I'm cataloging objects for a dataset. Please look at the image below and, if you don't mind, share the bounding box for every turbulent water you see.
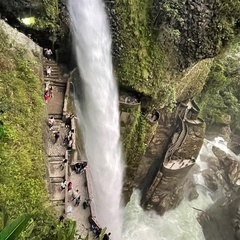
[68,0,124,239]
[122,137,239,240]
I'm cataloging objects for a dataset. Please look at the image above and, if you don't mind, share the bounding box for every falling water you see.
[68,0,124,239]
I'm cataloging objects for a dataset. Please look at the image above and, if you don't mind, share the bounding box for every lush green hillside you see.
[0,27,59,239]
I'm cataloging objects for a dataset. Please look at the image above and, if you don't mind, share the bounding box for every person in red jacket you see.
[44,90,49,103]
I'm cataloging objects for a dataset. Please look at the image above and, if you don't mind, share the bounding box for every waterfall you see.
[68,0,124,239]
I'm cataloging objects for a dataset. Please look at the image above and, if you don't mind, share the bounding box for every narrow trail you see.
[43,59,94,239]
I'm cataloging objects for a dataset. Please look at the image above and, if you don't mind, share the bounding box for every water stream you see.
[68,0,124,239]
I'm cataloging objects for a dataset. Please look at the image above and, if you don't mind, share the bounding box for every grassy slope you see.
[0,28,58,239]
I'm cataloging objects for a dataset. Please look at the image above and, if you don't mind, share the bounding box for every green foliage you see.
[114,0,168,99]
[0,27,60,239]
[203,63,230,91]
[198,44,240,125]
[0,214,31,240]
[215,0,240,44]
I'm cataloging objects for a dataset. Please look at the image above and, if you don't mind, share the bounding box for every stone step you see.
[48,114,63,120]
[44,60,58,65]
[48,156,65,162]
[44,77,59,81]
[49,177,65,183]
[46,81,65,87]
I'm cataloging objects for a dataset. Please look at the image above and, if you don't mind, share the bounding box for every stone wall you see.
[0,19,43,81]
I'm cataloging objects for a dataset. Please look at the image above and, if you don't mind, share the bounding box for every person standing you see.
[60,179,66,192]
[67,182,73,192]
[54,131,60,144]
[72,189,79,202]
[44,90,49,104]
[103,233,111,240]
[48,116,55,130]
[45,48,53,60]
[60,158,67,170]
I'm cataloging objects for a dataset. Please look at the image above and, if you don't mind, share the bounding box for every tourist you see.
[83,198,91,209]
[65,114,74,129]
[60,178,66,192]
[46,66,52,77]
[74,163,82,174]
[74,162,87,174]
[44,90,49,104]
[60,158,67,171]
[72,189,79,202]
[54,131,60,144]
[49,86,53,98]
[45,48,53,60]
[48,116,55,130]
[67,182,72,192]
[67,137,73,150]
[45,81,50,91]
[95,227,102,238]
[103,233,111,240]
[74,196,81,206]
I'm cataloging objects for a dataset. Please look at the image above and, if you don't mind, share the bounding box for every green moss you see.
[197,42,240,125]
[0,28,59,238]
[115,0,167,97]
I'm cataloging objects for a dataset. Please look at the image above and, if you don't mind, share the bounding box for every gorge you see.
[0,0,240,239]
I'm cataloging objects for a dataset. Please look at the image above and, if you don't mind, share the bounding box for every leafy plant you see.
[0,214,31,240]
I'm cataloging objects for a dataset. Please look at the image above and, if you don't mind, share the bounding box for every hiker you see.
[67,129,74,142]
[48,116,55,130]
[44,90,49,103]
[72,189,79,203]
[49,86,53,98]
[45,48,53,60]
[60,179,66,192]
[67,138,73,150]
[65,114,74,129]
[74,196,81,206]
[54,131,60,144]
[74,162,83,174]
[103,233,111,240]
[46,66,52,77]
[75,161,87,174]
[83,198,91,209]
[45,81,50,91]
[60,158,67,171]
[67,182,72,192]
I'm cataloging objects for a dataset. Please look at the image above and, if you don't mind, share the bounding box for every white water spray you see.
[122,137,237,240]
[68,0,124,239]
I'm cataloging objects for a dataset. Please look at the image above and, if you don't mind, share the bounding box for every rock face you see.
[152,0,220,69]
[121,99,205,214]
[186,145,240,240]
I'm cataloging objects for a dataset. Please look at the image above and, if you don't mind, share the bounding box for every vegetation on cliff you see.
[197,38,240,128]
[113,0,176,111]
[0,27,71,239]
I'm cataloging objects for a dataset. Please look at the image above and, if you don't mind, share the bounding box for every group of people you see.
[89,217,111,239]
[63,114,75,150]
[43,47,53,104]
[74,161,87,174]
